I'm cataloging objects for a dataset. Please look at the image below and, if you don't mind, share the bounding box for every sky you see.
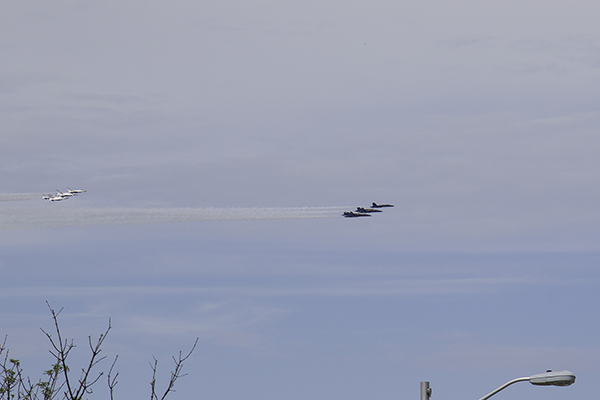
[1,0,599,399]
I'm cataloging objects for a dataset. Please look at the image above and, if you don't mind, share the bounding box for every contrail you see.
[0,206,351,230]
[0,193,44,202]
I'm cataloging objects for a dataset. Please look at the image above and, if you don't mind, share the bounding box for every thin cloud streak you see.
[0,206,351,229]
[0,278,525,299]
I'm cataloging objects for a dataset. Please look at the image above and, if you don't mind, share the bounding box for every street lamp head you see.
[529,370,576,386]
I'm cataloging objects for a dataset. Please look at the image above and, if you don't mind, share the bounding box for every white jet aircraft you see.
[56,190,74,198]
[49,194,68,201]
[67,187,86,194]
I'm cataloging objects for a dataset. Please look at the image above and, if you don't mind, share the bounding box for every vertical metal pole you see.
[421,381,431,400]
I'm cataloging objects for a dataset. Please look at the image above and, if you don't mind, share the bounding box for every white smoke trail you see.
[0,193,44,202]
[0,206,351,230]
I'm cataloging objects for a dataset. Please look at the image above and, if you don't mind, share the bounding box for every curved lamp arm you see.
[477,377,529,400]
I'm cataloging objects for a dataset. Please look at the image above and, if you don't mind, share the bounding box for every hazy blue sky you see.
[1,1,599,399]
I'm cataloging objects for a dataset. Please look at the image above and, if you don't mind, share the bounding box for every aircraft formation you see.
[42,188,87,202]
[342,202,394,218]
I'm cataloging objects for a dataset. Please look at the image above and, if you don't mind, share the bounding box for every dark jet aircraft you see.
[371,202,394,208]
[343,211,371,218]
[356,207,382,213]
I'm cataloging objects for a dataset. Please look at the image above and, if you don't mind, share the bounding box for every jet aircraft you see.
[371,202,394,208]
[42,187,87,201]
[343,211,371,218]
[356,207,382,213]
[55,190,74,198]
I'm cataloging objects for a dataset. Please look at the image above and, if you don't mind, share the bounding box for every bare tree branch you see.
[2,305,197,400]
[107,355,119,400]
[41,301,76,400]
[41,301,112,400]
[149,357,159,400]
[149,338,199,400]
[71,319,111,400]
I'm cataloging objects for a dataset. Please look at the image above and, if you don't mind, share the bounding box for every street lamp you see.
[477,370,575,400]
[420,370,575,400]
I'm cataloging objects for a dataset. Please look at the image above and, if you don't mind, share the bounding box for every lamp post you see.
[477,370,575,400]
[420,370,575,400]
[420,381,431,400]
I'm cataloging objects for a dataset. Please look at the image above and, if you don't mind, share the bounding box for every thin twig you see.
[107,355,119,400]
